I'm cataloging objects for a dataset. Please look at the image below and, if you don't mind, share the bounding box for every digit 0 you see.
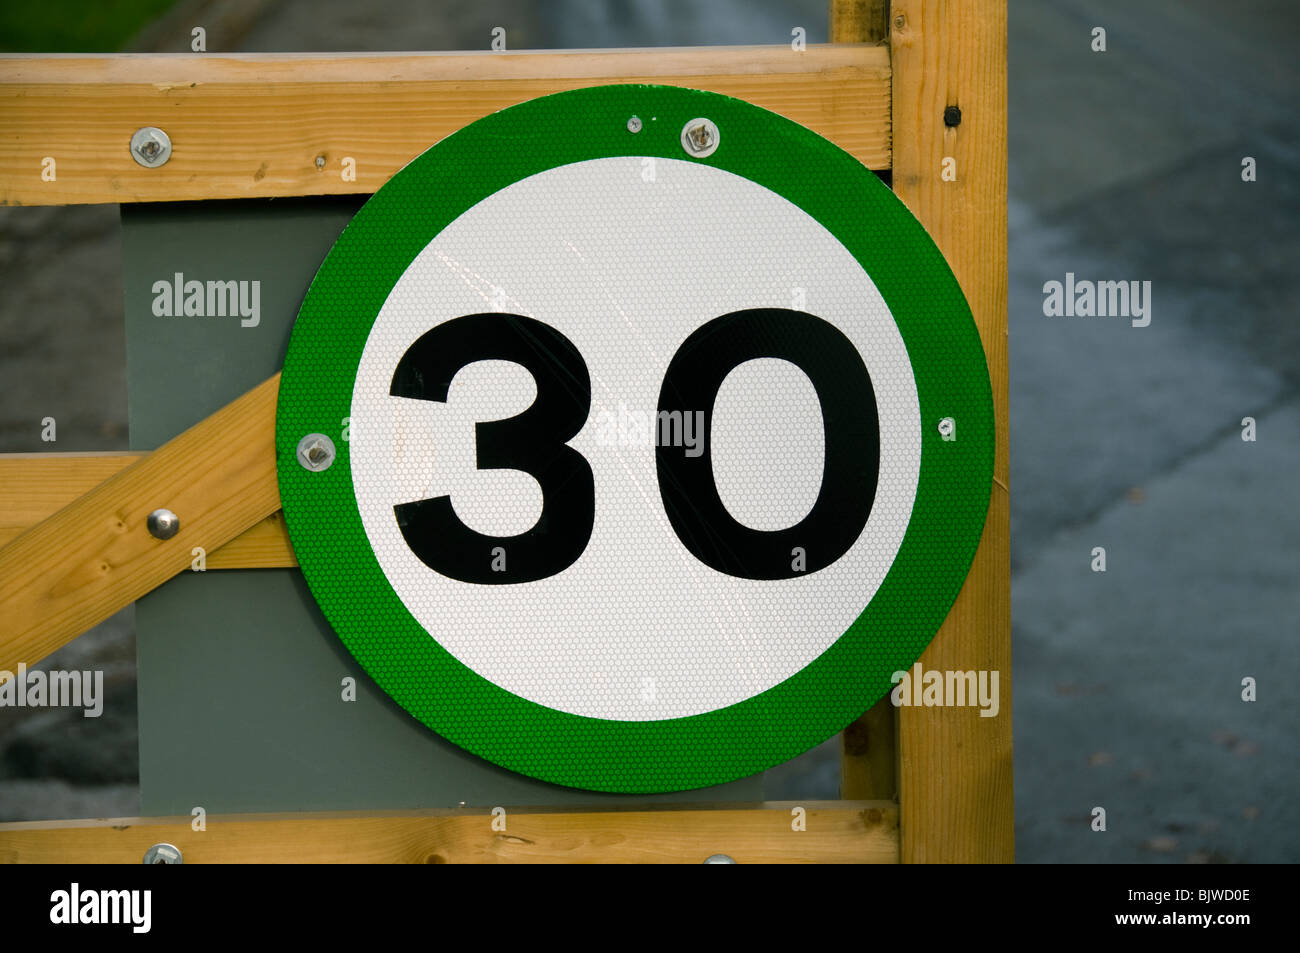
[656,308,878,579]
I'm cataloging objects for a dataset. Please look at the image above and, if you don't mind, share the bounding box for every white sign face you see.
[348,157,922,720]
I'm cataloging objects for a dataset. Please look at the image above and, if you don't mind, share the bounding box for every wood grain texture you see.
[204,512,294,569]
[0,802,899,864]
[0,46,890,207]
[840,694,897,800]
[890,0,1014,862]
[0,376,282,672]
[0,453,295,569]
[0,453,138,540]
[829,0,891,44]
[831,0,899,805]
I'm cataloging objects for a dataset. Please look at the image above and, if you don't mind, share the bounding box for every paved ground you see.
[1,0,1296,862]
[1007,0,1300,863]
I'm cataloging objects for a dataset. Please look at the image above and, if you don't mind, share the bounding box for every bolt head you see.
[143,843,183,864]
[680,118,720,158]
[938,417,955,438]
[703,853,737,864]
[296,433,337,472]
[627,116,643,134]
[146,508,180,540]
[130,127,172,168]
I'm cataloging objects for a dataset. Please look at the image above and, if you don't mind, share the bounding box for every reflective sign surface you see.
[277,85,993,792]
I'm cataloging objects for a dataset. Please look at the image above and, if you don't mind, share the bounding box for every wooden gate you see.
[0,0,1010,863]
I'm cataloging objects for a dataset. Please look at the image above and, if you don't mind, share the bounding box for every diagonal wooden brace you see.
[0,375,281,672]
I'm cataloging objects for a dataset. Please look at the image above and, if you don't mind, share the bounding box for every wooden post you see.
[840,694,897,800]
[889,0,1014,862]
[830,0,901,805]
[829,0,890,44]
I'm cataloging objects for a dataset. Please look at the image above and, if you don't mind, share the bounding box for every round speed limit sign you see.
[277,85,994,792]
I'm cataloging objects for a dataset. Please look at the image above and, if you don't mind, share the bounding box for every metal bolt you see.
[143,843,183,865]
[130,127,172,168]
[627,116,642,134]
[297,433,337,472]
[146,508,180,540]
[704,853,737,864]
[315,154,326,169]
[938,417,955,438]
[680,117,720,158]
[893,14,906,30]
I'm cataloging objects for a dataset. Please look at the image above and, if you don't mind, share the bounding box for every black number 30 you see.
[390,309,878,584]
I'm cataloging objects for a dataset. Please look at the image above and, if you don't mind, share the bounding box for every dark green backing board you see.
[122,198,763,813]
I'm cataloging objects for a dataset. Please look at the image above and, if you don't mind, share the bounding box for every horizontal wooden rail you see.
[0,801,899,863]
[0,45,890,207]
[0,452,295,569]
[0,376,281,672]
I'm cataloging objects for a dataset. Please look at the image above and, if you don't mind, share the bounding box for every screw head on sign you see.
[146,508,180,540]
[143,843,183,864]
[130,127,172,168]
[938,417,955,439]
[703,853,737,864]
[627,116,643,134]
[296,433,337,472]
[680,118,720,158]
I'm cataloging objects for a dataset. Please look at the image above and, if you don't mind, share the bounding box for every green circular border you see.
[276,84,994,793]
